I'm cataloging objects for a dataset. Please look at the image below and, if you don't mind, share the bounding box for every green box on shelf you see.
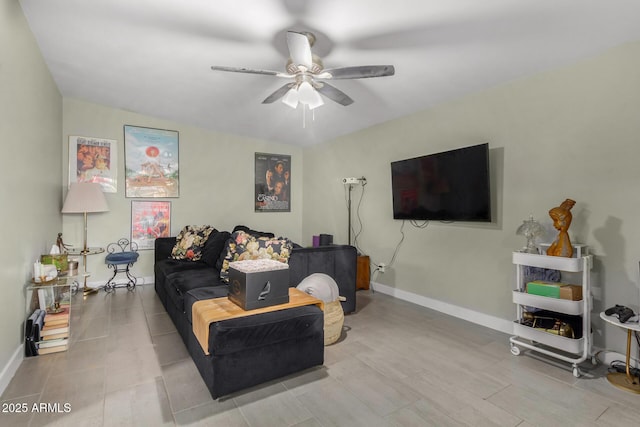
[526,280,582,301]
[527,281,561,298]
[40,254,68,272]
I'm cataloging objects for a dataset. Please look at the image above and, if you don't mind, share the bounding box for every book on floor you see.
[41,332,69,341]
[43,306,70,327]
[40,325,69,336]
[38,342,68,355]
[37,338,68,348]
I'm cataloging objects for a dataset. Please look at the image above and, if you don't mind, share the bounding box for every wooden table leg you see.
[606,329,640,393]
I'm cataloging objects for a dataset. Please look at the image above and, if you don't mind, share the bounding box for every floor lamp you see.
[62,183,109,295]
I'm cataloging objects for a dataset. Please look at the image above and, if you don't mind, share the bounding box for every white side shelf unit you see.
[509,246,595,377]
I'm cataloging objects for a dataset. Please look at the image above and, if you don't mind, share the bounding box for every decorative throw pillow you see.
[200,230,231,267]
[232,225,275,239]
[171,225,215,261]
[219,231,293,282]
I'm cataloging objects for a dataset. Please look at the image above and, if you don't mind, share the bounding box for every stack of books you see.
[38,304,70,354]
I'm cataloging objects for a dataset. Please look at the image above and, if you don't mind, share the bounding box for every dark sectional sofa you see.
[154,225,357,398]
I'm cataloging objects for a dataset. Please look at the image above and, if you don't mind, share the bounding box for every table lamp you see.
[62,183,109,295]
[516,215,545,254]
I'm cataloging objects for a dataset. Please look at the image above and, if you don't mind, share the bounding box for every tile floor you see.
[1,284,639,426]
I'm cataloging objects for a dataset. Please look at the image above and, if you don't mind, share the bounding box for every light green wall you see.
[0,0,62,379]
[5,0,640,382]
[303,41,640,350]
[62,99,303,285]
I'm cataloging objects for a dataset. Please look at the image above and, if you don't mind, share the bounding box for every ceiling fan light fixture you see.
[297,81,315,103]
[298,81,324,109]
[307,89,324,110]
[211,30,395,110]
[282,87,299,109]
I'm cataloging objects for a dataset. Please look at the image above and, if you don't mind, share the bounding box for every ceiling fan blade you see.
[286,31,313,69]
[319,65,395,79]
[315,83,354,106]
[211,66,291,77]
[262,84,293,104]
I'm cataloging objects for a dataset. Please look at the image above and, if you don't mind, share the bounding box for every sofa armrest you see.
[288,245,357,314]
[155,237,177,262]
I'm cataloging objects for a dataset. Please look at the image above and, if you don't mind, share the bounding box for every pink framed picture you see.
[130,200,171,250]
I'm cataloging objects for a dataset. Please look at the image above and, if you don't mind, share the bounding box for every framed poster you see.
[255,152,291,212]
[130,200,171,250]
[69,136,117,192]
[124,125,179,198]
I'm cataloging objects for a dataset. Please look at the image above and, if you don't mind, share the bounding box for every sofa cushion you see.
[201,230,231,267]
[289,245,357,314]
[171,225,215,261]
[165,268,223,313]
[219,231,293,283]
[155,258,211,279]
[184,286,230,324]
[209,306,324,356]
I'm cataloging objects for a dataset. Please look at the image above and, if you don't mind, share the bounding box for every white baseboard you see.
[370,281,513,335]
[0,345,24,397]
[370,282,640,368]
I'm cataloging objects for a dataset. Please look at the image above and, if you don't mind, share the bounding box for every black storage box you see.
[228,260,290,310]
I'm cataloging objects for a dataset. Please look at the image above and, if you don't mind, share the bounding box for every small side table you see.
[356,255,370,290]
[600,312,640,394]
[67,246,105,295]
[25,275,77,356]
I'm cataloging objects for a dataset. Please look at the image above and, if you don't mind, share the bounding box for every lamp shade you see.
[62,183,109,213]
[282,87,299,109]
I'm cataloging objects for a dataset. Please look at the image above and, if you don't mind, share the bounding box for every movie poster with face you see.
[255,153,291,212]
[124,125,179,198]
[69,136,118,193]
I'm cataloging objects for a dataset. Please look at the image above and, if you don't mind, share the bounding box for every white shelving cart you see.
[510,245,596,377]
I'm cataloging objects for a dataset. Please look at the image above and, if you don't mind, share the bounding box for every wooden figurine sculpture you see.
[546,199,576,258]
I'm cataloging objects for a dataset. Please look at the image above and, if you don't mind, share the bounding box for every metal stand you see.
[105,262,138,292]
[347,184,353,245]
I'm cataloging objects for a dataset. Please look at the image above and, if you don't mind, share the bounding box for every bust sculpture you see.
[546,199,576,258]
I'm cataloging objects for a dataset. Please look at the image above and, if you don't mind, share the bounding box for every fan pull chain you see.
[300,105,317,128]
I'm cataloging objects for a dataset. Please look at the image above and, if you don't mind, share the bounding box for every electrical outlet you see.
[378,263,386,273]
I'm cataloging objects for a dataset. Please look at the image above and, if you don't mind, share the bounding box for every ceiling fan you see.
[211,31,395,110]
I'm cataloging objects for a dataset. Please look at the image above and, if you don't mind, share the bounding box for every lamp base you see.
[83,286,101,296]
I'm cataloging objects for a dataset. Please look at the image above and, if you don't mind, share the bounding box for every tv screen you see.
[391,143,491,222]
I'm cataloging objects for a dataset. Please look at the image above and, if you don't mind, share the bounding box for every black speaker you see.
[319,234,333,246]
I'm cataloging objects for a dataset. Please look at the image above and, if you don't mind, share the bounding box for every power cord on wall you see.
[371,219,407,282]
[341,176,436,288]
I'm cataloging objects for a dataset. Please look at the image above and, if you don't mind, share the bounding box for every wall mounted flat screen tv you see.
[391,143,491,222]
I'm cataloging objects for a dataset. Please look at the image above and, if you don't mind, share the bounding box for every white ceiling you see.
[19,0,640,146]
